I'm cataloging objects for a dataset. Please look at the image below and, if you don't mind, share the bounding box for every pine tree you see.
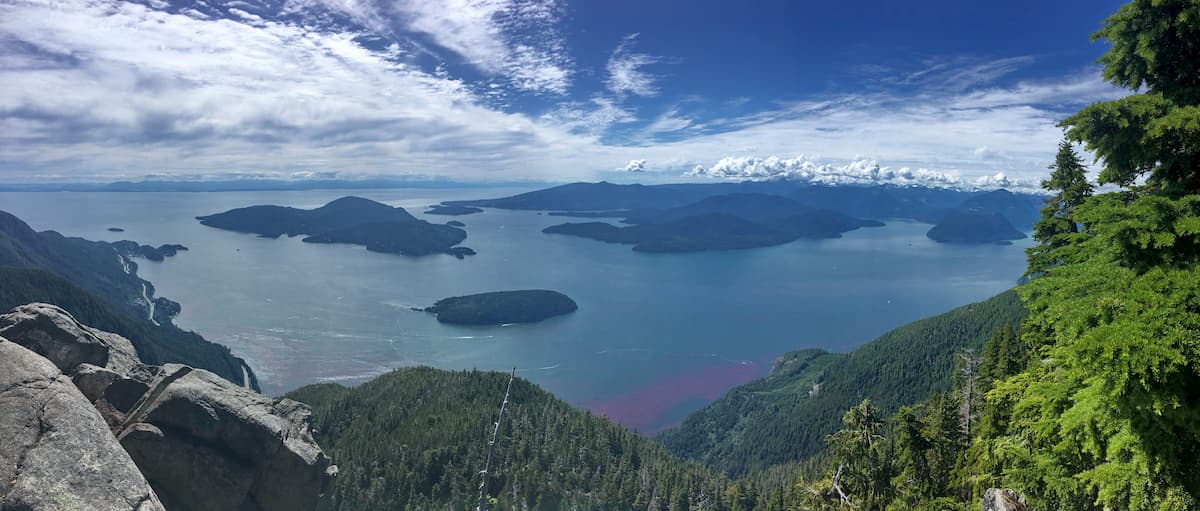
[1027,139,1094,275]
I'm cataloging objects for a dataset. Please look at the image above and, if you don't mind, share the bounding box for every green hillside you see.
[659,290,1026,476]
[288,367,744,511]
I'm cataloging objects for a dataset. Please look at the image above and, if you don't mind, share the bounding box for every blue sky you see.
[0,0,1130,188]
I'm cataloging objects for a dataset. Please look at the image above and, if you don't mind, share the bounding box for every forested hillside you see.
[781,1,1200,508]
[659,291,1026,476]
[0,210,255,387]
[289,368,740,511]
[0,267,255,388]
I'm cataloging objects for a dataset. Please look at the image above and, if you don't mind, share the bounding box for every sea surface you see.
[0,188,1034,432]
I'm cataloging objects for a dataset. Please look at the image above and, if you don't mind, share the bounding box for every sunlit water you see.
[0,188,1033,432]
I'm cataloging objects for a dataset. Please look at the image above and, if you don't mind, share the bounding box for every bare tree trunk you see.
[477,368,516,511]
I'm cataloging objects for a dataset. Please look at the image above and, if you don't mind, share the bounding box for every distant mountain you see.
[657,290,1026,476]
[197,196,473,257]
[451,181,1045,232]
[287,367,734,511]
[0,210,255,388]
[446,181,722,211]
[543,193,881,253]
[785,184,973,222]
[926,212,1027,244]
[421,290,577,325]
[954,188,1045,228]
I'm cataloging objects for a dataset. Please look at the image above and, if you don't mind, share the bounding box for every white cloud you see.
[390,0,573,94]
[686,155,1039,191]
[0,1,1127,187]
[622,159,646,172]
[643,107,695,134]
[606,33,660,97]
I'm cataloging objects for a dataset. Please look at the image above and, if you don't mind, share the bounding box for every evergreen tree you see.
[1059,0,1200,194]
[1027,139,1094,274]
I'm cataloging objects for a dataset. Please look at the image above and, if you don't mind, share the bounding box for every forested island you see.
[112,240,189,261]
[459,182,1043,249]
[425,204,483,216]
[197,196,474,257]
[543,193,882,252]
[420,290,577,325]
[925,212,1027,244]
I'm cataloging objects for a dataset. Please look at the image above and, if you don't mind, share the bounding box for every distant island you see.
[197,196,474,257]
[451,182,1045,230]
[448,182,1047,251]
[420,290,578,325]
[445,220,466,227]
[925,213,1027,244]
[425,204,483,216]
[107,227,125,232]
[543,193,882,253]
[112,240,189,262]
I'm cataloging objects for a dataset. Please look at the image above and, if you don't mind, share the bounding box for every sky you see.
[0,0,1131,189]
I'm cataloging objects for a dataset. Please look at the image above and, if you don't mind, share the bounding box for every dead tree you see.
[477,368,516,511]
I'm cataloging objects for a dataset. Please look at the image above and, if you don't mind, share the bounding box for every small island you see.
[926,213,1027,244]
[107,227,125,232]
[425,204,483,216]
[420,290,578,325]
[446,220,466,227]
[112,240,189,262]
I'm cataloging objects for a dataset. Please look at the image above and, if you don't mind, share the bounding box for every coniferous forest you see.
[286,1,1200,509]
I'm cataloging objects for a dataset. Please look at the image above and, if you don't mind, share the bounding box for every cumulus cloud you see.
[622,159,646,172]
[606,34,660,97]
[687,156,1038,191]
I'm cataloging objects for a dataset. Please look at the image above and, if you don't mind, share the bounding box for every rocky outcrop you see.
[117,366,337,511]
[982,488,1028,511]
[0,303,336,511]
[0,303,141,375]
[0,338,165,511]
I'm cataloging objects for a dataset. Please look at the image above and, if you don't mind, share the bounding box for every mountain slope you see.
[0,210,254,388]
[658,290,1026,476]
[288,367,734,511]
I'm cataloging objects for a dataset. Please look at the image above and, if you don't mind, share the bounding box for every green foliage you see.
[1028,140,1094,274]
[981,193,1200,510]
[1092,0,1200,105]
[1061,0,1200,192]
[288,367,740,511]
[659,292,1026,476]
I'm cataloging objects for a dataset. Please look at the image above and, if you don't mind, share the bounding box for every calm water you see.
[0,188,1033,432]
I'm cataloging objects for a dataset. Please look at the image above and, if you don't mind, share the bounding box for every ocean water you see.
[0,188,1033,432]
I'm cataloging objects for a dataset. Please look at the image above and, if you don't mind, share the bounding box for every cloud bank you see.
[688,156,1040,191]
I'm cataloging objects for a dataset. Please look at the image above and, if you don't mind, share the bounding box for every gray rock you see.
[982,488,1028,511]
[0,303,140,375]
[0,303,335,511]
[118,365,336,511]
[0,338,165,511]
